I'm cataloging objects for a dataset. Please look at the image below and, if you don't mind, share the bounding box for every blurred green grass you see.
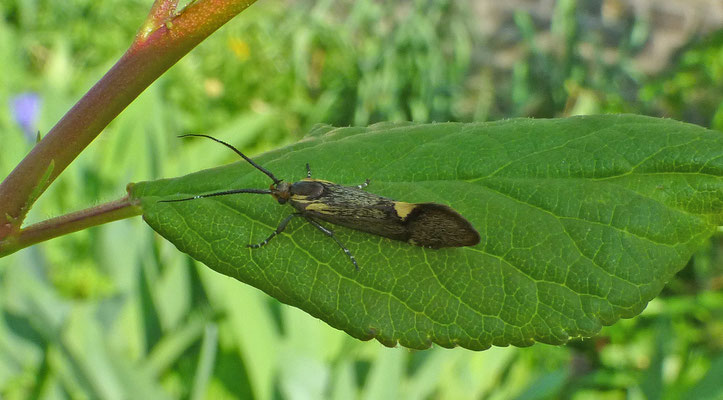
[0,0,721,399]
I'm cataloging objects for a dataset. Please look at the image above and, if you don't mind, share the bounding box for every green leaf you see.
[130,115,723,350]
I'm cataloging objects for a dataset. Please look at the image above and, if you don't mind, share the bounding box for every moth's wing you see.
[406,203,480,248]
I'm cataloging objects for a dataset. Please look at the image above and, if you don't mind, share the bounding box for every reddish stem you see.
[0,0,258,240]
[0,195,143,257]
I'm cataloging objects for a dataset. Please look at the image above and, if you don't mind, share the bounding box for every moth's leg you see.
[248,213,302,249]
[306,163,312,178]
[305,217,359,270]
[356,178,370,190]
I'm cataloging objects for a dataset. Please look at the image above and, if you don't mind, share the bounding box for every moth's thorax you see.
[272,179,326,205]
[290,180,325,198]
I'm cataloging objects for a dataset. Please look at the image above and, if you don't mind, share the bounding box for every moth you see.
[161,134,480,269]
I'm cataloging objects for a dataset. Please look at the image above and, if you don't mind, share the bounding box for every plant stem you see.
[0,196,143,257]
[0,0,257,239]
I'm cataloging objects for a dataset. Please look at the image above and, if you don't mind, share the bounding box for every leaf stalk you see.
[0,195,143,257]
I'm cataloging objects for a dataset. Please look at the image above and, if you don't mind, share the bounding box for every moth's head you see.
[271,181,291,204]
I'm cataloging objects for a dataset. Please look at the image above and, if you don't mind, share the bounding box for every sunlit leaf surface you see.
[132,115,723,350]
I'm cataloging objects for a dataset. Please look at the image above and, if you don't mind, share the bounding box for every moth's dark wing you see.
[404,203,480,248]
[290,181,480,248]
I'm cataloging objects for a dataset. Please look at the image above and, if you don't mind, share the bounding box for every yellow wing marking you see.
[394,202,416,219]
[304,202,335,215]
[301,178,334,184]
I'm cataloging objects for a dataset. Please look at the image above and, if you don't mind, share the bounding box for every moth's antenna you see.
[159,188,272,203]
[179,134,282,184]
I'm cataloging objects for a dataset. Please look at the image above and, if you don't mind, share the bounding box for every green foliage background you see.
[0,0,721,399]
